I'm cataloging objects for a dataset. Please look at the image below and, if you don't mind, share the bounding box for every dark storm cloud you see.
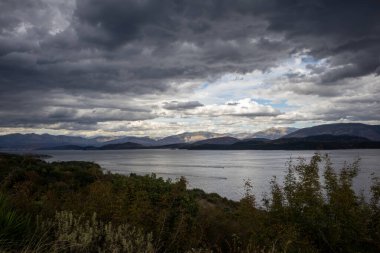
[0,0,380,130]
[74,0,168,48]
[0,90,156,128]
[163,101,204,110]
[252,0,380,83]
[0,105,155,127]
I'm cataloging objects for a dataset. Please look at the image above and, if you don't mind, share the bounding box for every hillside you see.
[191,136,240,146]
[101,136,158,146]
[0,153,379,252]
[98,142,145,150]
[0,133,100,150]
[284,123,380,141]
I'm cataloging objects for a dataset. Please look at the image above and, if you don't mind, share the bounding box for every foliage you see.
[0,193,31,249]
[0,152,379,252]
[39,211,154,253]
[263,154,379,252]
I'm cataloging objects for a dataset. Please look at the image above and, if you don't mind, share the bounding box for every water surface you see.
[26,149,380,200]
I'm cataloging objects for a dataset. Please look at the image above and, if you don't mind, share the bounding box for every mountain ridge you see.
[284,123,380,141]
[245,127,298,140]
[186,135,380,150]
[44,134,380,151]
[2,123,380,150]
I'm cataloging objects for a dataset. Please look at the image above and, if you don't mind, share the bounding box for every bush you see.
[0,153,379,253]
[263,153,379,252]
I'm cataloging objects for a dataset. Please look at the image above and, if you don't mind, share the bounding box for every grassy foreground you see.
[0,153,379,253]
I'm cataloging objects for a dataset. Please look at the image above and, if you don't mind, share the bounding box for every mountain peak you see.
[245,127,298,140]
[157,131,225,145]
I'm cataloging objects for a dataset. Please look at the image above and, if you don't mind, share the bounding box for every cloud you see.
[188,98,282,118]
[163,101,204,110]
[0,90,156,128]
[253,0,380,83]
[0,0,379,135]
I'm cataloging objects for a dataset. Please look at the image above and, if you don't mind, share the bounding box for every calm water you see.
[24,149,380,200]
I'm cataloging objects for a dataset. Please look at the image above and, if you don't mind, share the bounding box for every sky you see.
[0,0,379,137]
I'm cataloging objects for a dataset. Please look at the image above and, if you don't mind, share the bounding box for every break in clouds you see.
[0,0,379,137]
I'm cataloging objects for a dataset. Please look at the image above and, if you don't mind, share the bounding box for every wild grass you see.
[39,211,154,253]
[0,193,32,250]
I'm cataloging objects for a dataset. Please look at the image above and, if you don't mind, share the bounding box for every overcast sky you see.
[0,0,379,137]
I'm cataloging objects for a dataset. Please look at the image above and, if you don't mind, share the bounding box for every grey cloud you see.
[316,103,380,122]
[1,0,380,132]
[74,0,169,48]
[0,0,287,101]
[0,106,155,127]
[0,90,156,128]
[163,101,204,110]
[253,0,380,83]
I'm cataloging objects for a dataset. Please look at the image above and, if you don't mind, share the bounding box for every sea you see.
[15,149,380,201]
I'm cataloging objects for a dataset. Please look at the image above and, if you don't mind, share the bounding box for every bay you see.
[26,149,380,201]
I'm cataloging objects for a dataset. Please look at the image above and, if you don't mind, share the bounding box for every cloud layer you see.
[0,0,379,136]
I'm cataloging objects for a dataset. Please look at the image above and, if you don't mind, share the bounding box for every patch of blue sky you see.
[252,98,292,111]
[270,101,289,110]
[301,55,318,64]
[199,82,209,89]
[292,122,317,129]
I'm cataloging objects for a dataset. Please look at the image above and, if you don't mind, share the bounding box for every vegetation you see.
[0,152,379,252]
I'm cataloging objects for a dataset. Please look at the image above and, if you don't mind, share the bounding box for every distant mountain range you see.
[190,136,240,146]
[0,131,227,150]
[0,133,100,150]
[245,127,298,140]
[1,123,380,150]
[101,136,157,146]
[186,135,380,150]
[42,134,380,151]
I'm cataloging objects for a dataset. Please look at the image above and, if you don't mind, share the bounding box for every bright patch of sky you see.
[137,53,331,137]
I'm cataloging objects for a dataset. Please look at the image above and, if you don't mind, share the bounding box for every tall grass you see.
[39,211,154,253]
[0,193,32,250]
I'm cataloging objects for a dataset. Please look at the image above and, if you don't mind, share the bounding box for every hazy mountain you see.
[2,124,380,150]
[47,134,380,150]
[156,132,225,145]
[245,127,298,140]
[0,131,230,149]
[102,136,158,146]
[191,136,240,146]
[92,136,122,143]
[0,133,100,150]
[283,123,380,141]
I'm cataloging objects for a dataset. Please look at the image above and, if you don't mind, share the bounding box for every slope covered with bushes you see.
[0,153,379,252]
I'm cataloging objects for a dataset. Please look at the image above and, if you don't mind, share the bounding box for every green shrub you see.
[0,153,379,253]
[263,153,380,252]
